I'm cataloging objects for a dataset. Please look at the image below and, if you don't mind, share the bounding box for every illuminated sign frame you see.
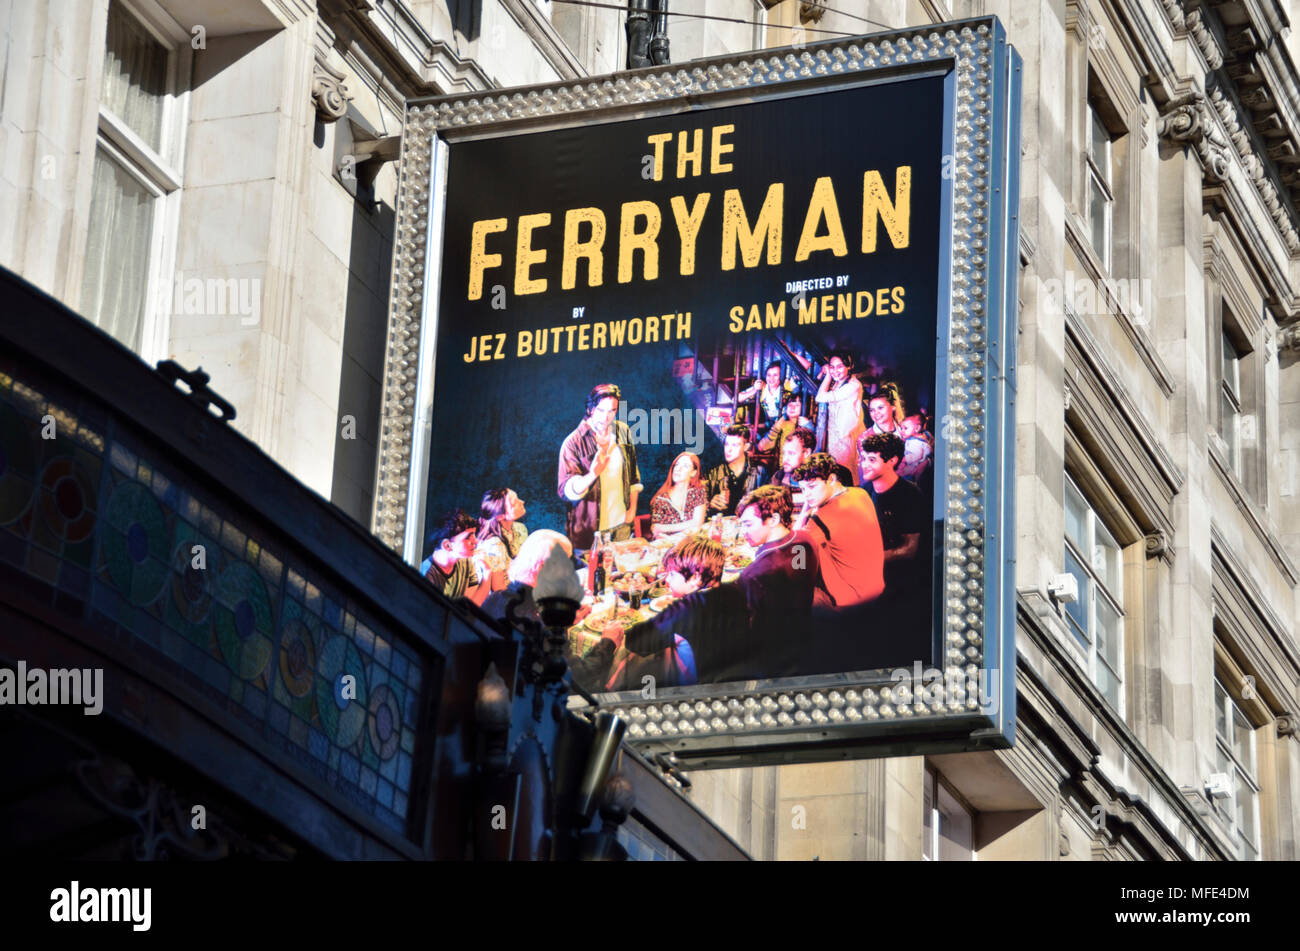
[375,17,1021,766]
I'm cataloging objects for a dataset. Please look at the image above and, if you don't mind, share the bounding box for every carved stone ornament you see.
[1160,0,1185,31]
[1278,713,1299,737]
[1144,530,1172,562]
[1156,91,1231,182]
[800,1,827,22]
[1184,7,1223,70]
[1161,0,1223,69]
[1240,86,1272,112]
[312,57,352,124]
[1280,323,1300,357]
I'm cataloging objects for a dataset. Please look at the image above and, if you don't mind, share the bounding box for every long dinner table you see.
[567,518,756,689]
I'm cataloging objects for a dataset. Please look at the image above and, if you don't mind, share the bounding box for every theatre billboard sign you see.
[374,18,1022,766]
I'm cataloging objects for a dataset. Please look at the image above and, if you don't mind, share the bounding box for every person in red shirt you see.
[792,452,885,610]
[791,452,888,669]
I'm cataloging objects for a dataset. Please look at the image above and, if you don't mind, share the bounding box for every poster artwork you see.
[423,76,945,696]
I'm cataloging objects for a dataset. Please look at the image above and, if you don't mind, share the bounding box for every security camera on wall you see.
[1048,573,1079,605]
[1205,773,1233,801]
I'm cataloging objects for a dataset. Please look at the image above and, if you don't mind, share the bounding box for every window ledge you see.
[1016,590,1234,860]
[1064,216,1176,397]
[1064,313,1185,506]
[98,111,182,193]
[1207,438,1299,586]
[1210,529,1300,675]
[1017,585,1082,666]
[1205,805,1248,861]
[1016,586,1118,721]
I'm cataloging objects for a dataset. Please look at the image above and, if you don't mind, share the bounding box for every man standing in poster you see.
[557,383,643,550]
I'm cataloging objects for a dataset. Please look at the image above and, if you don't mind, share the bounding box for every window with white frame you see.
[1063,475,1124,712]
[80,0,188,358]
[1219,328,1244,479]
[1085,95,1113,270]
[1213,677,1260,860]
[922,766,974,861]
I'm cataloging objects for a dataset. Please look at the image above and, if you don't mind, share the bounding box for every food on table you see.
[579,605,646,632]
[611,571,667,600]
[610,570,651,590]
[724,550,754,570]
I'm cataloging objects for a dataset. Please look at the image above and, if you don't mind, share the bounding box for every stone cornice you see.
[1210,524,1300,666]
[1186,0,1225,69]
[327,0,495,96]
[1063,315,1184,536]
[1208,441,1300,586]
[1064,0,1089,41]
[1159,0,1185,31]
[1202,181,1300,317]
[1203,1,1300,249]
[1206,78,1300,255]
[1062,216,1179,398]
[1213,629,1291,740]
[316,2,415,123]
[499,0,586,82]
[1113,0,1178,98]
[1150,2,1300,318]
[1014,602,1103,775]
[261,0,315,26]
[1152,0,1225,70]
[335,32,409,119]
[1203,227,1265,340]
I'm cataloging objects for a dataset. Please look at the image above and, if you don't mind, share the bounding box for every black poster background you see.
[423,73,948,675]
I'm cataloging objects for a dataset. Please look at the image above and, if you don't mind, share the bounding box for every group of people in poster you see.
[422,357,935,692]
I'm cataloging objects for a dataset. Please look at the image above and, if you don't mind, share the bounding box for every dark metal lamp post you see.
[627,0,670,69]
[487,547,636,859]
[510,547,584,719]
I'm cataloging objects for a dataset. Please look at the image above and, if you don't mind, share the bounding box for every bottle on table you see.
[593,546,607,597]
[586,535,599,594]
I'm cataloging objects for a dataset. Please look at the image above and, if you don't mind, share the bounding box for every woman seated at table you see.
[649,451,707,538]
[473,487,528,593]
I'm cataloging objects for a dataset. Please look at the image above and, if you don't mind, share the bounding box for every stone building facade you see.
[2,0,1298,859]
